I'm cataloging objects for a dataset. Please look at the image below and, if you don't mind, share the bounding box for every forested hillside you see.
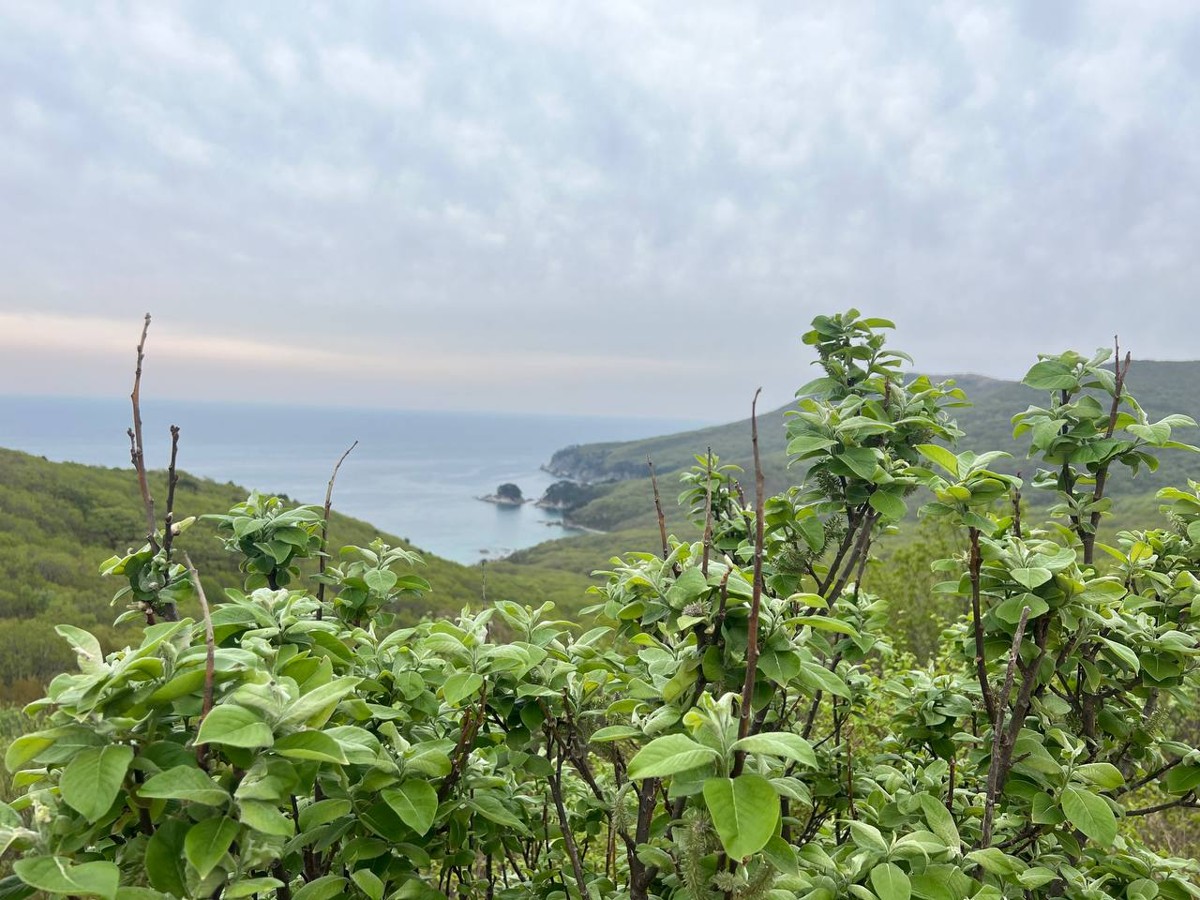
[0,448,594,702]
[547,361,1200,531]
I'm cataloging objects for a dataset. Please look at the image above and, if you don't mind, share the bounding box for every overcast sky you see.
[1,1,1198,419]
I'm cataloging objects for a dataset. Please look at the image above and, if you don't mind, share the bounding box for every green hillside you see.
[0,448,594,702]
[547,361,1200,532]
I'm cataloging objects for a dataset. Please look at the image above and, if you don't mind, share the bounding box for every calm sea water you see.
[0,396,705,564]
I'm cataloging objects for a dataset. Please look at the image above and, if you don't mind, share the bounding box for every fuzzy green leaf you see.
[702,774,779,860]
[626,734,720,780]
[60,745,134,823]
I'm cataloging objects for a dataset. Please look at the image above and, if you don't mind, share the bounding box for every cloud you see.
[0,2,1198,417]
[317,43,425,110]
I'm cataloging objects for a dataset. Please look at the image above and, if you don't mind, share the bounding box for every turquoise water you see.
[0,396,705,564]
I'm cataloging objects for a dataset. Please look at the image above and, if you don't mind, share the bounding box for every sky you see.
[1,0,1198,420]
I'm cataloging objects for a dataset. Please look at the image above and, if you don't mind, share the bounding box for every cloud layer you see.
[1,1,1198,416]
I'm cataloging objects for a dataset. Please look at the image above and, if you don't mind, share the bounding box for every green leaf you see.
[626,734,720,780]
[797,516,827,553]
[1125,878,1160,900]
[636,844,674,871]
[965,847,1025,876]
[4,732,56,772]
[1073,763,1124,791]
[870,862,912,900]
[848,820,888,854]
[590,725,643,743]
[298,799,352,832]
[702,774,779,860]
[13,857,119,899]
[791,616,860,637]
[350,870,384,900]
[224,878,286,899]
[195,705,274,749]
[800,662,851,699]
[1164,763,1200,795]
[994,595,1048,625]
[60,745,134,823]
[273,731,349,764]
[382,780,438,836]
[1099,637,1140,673]
[363,568,398,594]
[731,732,817,768]
[1024,359,1078,391]
[467,794,528,833]
[184,816,239,879]
[278,676,362,729]
[139,765,229,806]
[838,447,880,480]
[145,820,188,896]
[292,876,348,900]
[1061,784,1117,847]
[238,800,294,837]
[441,672,484,706]
[665,567,708,607]
[869,490,908,520]
[761,834,799,875]
[915,444,959,478]
[54,625,105,673]
[1009,567,1052,590]
[916,794,960,849]
[1017,868,1058,889]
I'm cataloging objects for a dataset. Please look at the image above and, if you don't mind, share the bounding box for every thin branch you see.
[1083,340,1132,565]
[1126,795,1197,817]
[1118,758,1183,796]
[316,440,358,617]
[701,447,714,579]
[817,510,863,596]
[733,389,766,773]
[969,528,996,724]
[1010,477,1022,540]
[162,425,181,563]
[548,740,594,900]
[827,509,876,605]
[648,457,669,560]
[128,313,159,554]
[184,553,215,767]
[982,604,1031,847]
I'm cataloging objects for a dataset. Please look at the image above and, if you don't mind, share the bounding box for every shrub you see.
[1,311,1197,899]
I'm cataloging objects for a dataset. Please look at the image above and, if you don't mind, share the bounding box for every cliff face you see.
[544,445,647,484]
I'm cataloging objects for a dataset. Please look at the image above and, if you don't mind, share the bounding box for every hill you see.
[544,361,1200,532]
[0,448,595,702]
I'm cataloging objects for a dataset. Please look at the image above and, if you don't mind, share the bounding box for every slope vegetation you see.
[547,362,1200,531]
[0,448,594,701]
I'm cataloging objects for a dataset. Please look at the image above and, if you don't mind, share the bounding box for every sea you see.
[0,395,705,564]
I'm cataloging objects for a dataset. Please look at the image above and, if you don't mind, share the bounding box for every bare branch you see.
[316,440,358,616]
[162,425,181,563]
[648,457,669,560]
[1083,339,1132,564]
[969,527,996,724]
[982,604,1031,847]
[733,389,766,774]
[701,447,714,579]
[129,313,159,553]
[548,739,594,900]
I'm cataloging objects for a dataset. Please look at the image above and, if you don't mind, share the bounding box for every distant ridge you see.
[545,361,1200,532]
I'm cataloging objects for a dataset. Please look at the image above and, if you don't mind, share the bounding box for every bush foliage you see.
[2,311,1198,899]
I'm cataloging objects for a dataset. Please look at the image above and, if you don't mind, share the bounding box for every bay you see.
[0,396,705,564]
